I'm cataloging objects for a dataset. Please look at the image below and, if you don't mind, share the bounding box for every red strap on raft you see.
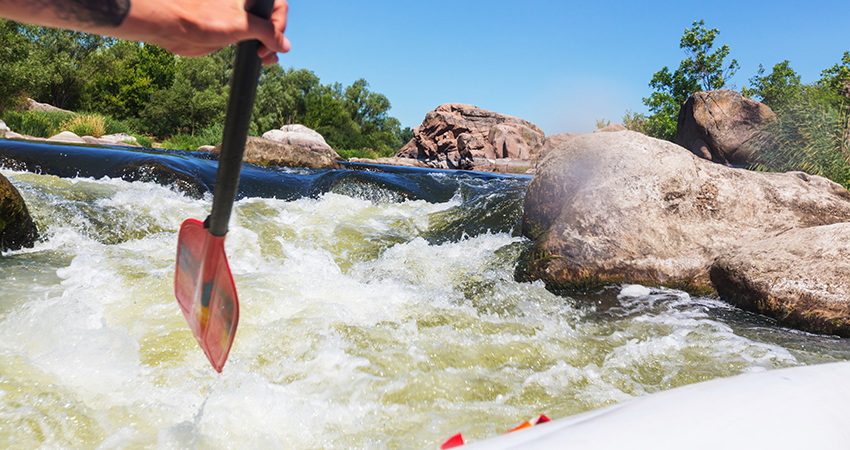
[441,433,464,449]
[441,415,550,448]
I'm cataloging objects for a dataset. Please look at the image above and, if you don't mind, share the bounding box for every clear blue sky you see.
[280,0,850,135]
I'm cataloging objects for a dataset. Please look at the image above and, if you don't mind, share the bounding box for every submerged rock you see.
[212,136,340,170]
[117,159,207,199]
[676,89,775,166]
[710,223,850,337]
[0,173,38,251]
[517,131,850,299]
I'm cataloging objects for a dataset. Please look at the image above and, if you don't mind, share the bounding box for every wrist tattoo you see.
[45,0,131,27]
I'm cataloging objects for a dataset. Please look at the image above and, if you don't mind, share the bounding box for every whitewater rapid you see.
[2,167,848,449]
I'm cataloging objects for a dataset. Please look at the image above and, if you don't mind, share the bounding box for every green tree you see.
[138,56,227,138]
[642,20,739,141]
[342,79,402,154]
[819,51,850,95]
[23,26,110,110]
[252,66,319,132]
[0,19,35,111]
[397,126,414,146]
[303,83,363,150]
[741,61,802,109]
[83,41,177,121]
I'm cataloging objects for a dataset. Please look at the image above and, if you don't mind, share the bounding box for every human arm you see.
[0,0,290,64]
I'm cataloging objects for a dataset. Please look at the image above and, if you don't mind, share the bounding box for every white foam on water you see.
[0,171,827,449]
[618,284,652,298]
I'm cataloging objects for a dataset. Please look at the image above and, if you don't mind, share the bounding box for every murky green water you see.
[2,167,849,449]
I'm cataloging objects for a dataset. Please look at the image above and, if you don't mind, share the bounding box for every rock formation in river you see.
[262,124,336,155]
[517,130,850,336]
[676,89,775,167]
[0,173,38,252]
[4,130,139,147]
[710,222,850,337]
[538,133,581,160]
[396,103,545,172]
[212,136,340,170]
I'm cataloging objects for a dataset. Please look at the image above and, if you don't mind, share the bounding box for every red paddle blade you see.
[174,218,239,372]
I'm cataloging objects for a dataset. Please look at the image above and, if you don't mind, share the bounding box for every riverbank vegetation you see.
[0,20,411,157]
[627,19,850,188]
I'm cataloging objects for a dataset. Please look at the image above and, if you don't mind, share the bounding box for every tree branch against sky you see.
[640,19,739,141]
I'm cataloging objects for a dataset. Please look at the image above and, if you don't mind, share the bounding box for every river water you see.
[1,141,849,449]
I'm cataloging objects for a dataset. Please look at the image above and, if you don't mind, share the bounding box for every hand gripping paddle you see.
[174,0,274,372]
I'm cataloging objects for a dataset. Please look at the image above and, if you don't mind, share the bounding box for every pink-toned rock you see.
[396,104,545,168]
[539,133,580,159]
[348,157,430,168]
[676,89,776,166]
[592,123,627,133]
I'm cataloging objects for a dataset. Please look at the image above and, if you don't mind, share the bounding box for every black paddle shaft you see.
[207,0,275,237]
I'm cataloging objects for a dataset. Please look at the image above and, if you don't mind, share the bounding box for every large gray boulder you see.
[1,173,38,252]
[517,131,850,297]
[676,89,775,166]
[82,133,139,146]
[710,223,850,337]
[25,98,73,113]
[212,136,340,170]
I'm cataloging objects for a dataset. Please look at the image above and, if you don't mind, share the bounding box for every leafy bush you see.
[196,122,224,146]
[161,133,203,151]
[335,148,380,160]
[102,115,132,135]
[132,134,153,148]
[61,113,106,138]
[0,110,75,137]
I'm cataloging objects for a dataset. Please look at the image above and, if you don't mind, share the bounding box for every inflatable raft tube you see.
[461,361,850,450]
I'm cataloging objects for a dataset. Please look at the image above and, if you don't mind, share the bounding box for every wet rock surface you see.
[0,173,38,252]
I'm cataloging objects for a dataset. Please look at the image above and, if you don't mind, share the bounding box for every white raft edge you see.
[460,361,850,450]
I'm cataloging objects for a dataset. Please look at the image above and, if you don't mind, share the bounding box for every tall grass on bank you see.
[748,87,850,189]
[1,110,75,137]
[161,123,226,151]
[1,110,131,138]
[61,114,105,138]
